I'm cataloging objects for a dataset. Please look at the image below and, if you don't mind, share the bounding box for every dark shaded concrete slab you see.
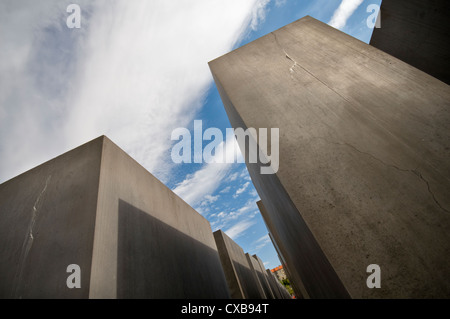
[252,254,275,299]
[266,269,291,299]
[89,136,229,299]
[213,230,263,299]
[245,253,267,299]
[370,0,450,84]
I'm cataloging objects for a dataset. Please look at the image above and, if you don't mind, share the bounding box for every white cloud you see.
[328,0,364,30]
[226,172,239,182]
[172,138,241,206]
[224,219,256,240]
[249,0,271,31]
[199,194,220,207]
[194,206,208,216]
[249,188,259,198]
[233,181,250,198]
[0,0,270,184]
[275,0,287,7]
[239,168,252,180]
[205,194,219,203]
[214,199,258,223]
[219,186,231,194]
[234,198,257,215]
[253,234,271,251]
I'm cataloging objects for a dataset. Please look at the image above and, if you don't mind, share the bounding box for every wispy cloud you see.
[219,186,231,194]
[0,0,270,184]
[172,138,240,206]
[274,0,287,8]
[233,181,250,198]
[252,234,271,251]
[249,0,271,31]
[328,0,364,30]
[224,219,256,240]
[226,172,239,182]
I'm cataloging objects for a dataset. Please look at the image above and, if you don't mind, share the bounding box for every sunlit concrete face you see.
[0,136,230,299]
[209,16,450,298]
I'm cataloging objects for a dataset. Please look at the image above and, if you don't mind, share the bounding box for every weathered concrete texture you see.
[266,269,291,299]
[252,254,275,299]
[0,138,103,298]
[265,269,282,299]
[370,0,450,84]
[209,16,450,298]
[213,230,264,299]
[245,253,270,299]
[0,136,230,299]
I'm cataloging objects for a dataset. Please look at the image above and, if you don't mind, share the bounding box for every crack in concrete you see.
[271,32,298,79]
[315,137,449,214]
[270,32,366,112]
[13,175,51,297]
[270,31,448,214]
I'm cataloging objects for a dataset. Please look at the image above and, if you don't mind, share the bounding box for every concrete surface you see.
[257,200,308,298]
[266,269,291,299]
[370,0,450,84]
[0,136,230,298]
[209,16,450,298]
[252,254,275,299]
[0,138,103,298]
[213,230,265,299]
[245,253,269,299]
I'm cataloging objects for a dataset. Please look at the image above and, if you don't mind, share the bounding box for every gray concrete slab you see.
[0,136,230,298]
[265,269,282,299]
[257,201,306,298]
[0,137,103,298]
[252,254,275,299]
[245,253,267,299]
[266,269,291,299]
[209,16,450,298]
[370,0,450,84]
[213,230,263,299]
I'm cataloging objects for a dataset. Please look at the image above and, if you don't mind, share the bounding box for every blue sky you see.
[0,0,381,269]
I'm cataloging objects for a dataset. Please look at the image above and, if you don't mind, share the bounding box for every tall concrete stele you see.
[370,0,450,85]
[0,136,230,298]
[209,16,450,298]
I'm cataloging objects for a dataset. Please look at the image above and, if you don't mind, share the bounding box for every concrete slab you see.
[266,269,291,299]
[213,230,264,299]
[209,16,450,298]
[252,254,275,299]
[245,253,268,299]
[0,137,103,298]
[370,0,450,84]
[0,136,230,299]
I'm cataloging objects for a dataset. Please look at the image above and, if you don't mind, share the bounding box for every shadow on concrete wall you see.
[232,258,263,299]
[117,199,229,299]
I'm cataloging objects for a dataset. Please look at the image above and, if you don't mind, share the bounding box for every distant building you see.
[271,265,287,282]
